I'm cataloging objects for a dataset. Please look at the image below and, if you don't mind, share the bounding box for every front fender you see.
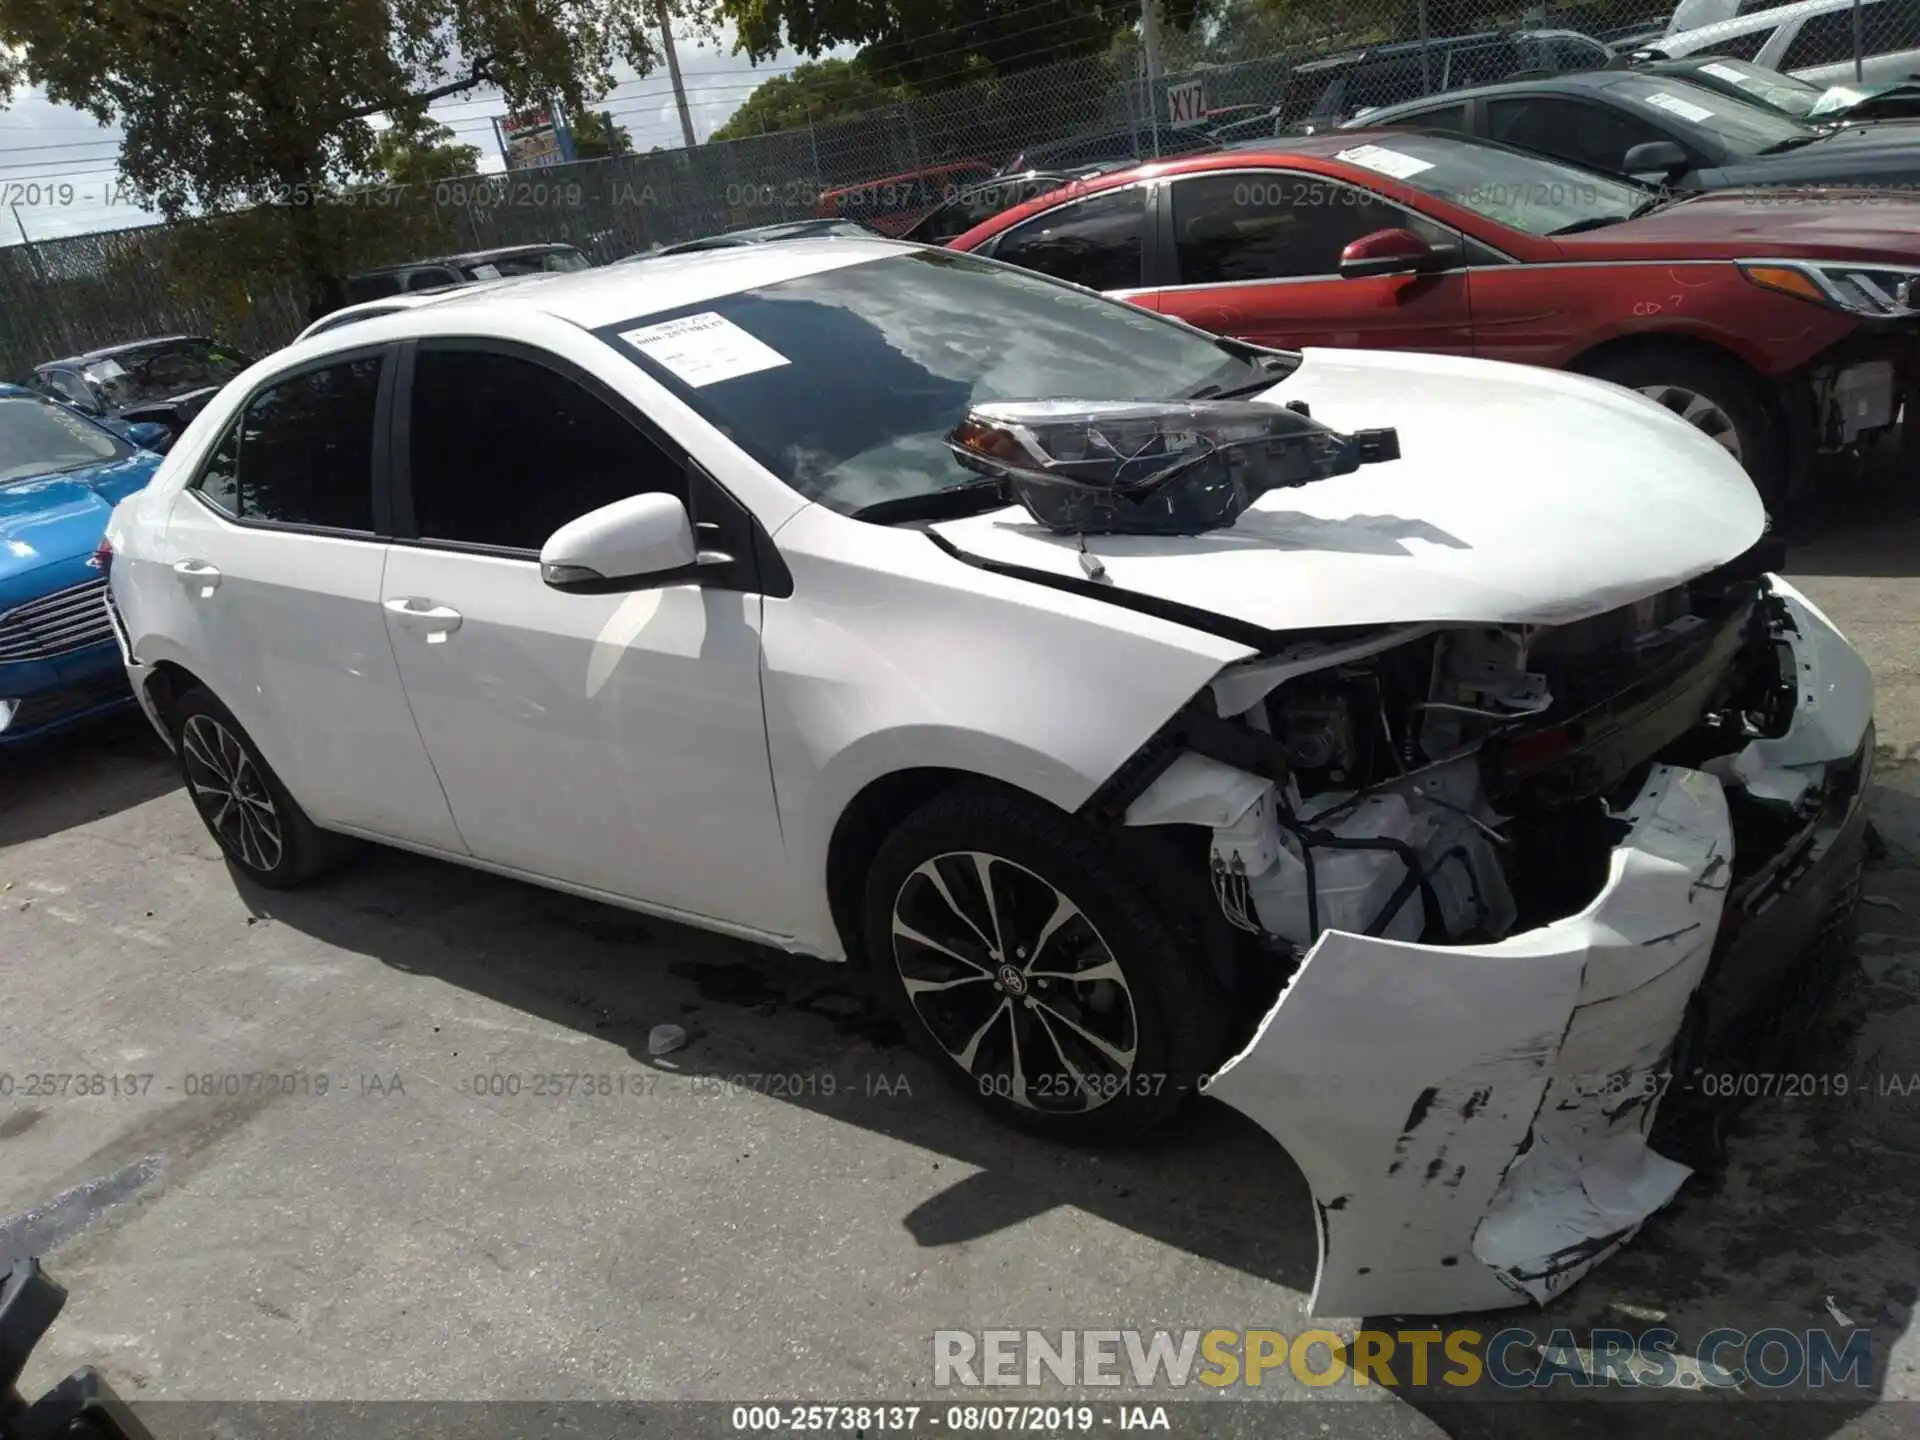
[760,507,1255,957]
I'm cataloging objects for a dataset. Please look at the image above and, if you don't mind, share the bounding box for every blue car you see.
[0,384,167,745]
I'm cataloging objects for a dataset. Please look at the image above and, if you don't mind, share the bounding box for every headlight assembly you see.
[1740,259,1920,318]
[947,399,1400,536]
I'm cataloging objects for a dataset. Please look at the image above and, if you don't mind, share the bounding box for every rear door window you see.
[195,356,381,532]
[1343,57,1437,115]
[1446,40,1522,89]
[1693,28,1774,61]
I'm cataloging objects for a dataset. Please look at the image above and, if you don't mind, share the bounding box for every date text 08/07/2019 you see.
[729,1405,1174,1432]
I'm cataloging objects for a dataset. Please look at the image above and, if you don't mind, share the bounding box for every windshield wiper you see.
[848,477,1010,525]
[1553,191,1676,234]
[1756,132,1822,155]
[1185,354,1296,400]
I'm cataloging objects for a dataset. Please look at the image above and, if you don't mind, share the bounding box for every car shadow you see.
[1777,461,1920,580]
[237,819,1920,1434]
[1360,847,1920,1437]
[240,846,1321,1294]
[0,709,178,849]
[974,508,1472,559]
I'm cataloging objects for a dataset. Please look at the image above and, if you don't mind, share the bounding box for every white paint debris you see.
[648,1024,688,1057]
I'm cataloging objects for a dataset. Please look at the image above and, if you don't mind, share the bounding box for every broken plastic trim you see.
[1204,763,1733,1316]
[947,399,1399,536]
[1480,591,1757,813]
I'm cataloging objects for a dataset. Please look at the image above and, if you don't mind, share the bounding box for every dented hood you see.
[929,348,1766,634]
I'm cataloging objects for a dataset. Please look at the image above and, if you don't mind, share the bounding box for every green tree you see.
[0,0,671,317]
[569,107,634,158]
[370,116,484,188]
[720,0,1199,92]
[708,57,905,140]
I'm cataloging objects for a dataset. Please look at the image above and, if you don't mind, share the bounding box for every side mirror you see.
[1338,227,1461,280]
[1622,140,1689,180]
[122,421,173,453]
[539,492,731,594]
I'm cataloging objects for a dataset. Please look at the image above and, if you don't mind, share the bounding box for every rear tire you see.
[862,787,1228,1144]
[1584,347,1785,509]
[170,686,348,889]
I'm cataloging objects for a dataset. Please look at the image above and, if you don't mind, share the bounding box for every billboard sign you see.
[499,104,578,169]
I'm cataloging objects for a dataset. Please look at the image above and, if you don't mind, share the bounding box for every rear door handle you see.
[383,596,463,642]
[172,559,221,594]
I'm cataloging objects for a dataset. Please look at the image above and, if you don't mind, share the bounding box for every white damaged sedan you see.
[103,238,1874,1317]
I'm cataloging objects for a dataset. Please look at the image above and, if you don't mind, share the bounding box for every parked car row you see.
[1,25,1889,1324]
[942,126,1917,506]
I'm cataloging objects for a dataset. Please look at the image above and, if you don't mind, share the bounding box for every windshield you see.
[1686,57,1821,116]
[1332,133,1648,236]
[1608,73,1815,153]
[81,340,249,408]
[0,393,130,484]
[599,250,1290,516]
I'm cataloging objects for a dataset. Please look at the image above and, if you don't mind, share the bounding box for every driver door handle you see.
[172,559,221,594]
[383,596,463,642]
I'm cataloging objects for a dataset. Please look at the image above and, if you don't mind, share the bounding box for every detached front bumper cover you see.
[1201,575,1873,1318]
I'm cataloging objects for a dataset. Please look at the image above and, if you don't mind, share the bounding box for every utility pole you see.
[656,0,698,150]
[1140,0,1162,160]
[11,202,46,281]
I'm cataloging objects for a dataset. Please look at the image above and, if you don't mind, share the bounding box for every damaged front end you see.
[1108,553,1874,1316]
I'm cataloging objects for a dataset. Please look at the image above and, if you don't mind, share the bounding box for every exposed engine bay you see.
[1111,551,1875,1316]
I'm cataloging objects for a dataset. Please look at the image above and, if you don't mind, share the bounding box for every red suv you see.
[950,129,1920,503]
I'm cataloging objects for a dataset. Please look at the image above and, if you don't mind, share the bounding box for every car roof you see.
[299,237,920,341]
[650,218,874,254]
[37,334,212,370]
[1356,67,1634,120]
[347,243,583,279]
[1670,0,1875,39]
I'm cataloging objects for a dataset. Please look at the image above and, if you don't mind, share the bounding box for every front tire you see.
[171,686,347,888]
[863,787,1227,1143]
[1584,347,1786,508]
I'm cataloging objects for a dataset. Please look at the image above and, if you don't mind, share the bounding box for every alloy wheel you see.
[1636,383,1743,461]
[181,714,284,873]
[890,851,1138,1113]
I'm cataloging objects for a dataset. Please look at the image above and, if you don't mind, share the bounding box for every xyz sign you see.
[1167,80,1206,129]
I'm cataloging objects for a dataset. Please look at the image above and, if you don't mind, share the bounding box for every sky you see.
[0,22,852,245]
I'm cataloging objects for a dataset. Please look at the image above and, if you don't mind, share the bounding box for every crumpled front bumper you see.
[1200,576,1874,1318]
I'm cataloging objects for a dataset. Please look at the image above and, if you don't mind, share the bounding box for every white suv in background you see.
[103,238,1872,1319]
[1662,0,1920,86]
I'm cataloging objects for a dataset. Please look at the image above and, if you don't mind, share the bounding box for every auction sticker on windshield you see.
[1334,144,1434,180]
[1644,91,1716,123]
[1699,62,1750,85]
[82,359,126,381]
[619,312,791,388]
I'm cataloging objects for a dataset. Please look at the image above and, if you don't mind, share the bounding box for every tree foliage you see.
[569,107,634,158]
[708,57,907,140]
[721,0,1167,91]
[371,116,483,188]
[0,0,668,314]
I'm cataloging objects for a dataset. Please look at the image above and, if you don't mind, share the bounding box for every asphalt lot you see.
[4,497,1920,1439]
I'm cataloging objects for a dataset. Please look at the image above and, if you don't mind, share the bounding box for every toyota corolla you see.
[104,238,1873,1317]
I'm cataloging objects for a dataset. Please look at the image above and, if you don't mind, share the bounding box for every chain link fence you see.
[5,0,1910,377]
